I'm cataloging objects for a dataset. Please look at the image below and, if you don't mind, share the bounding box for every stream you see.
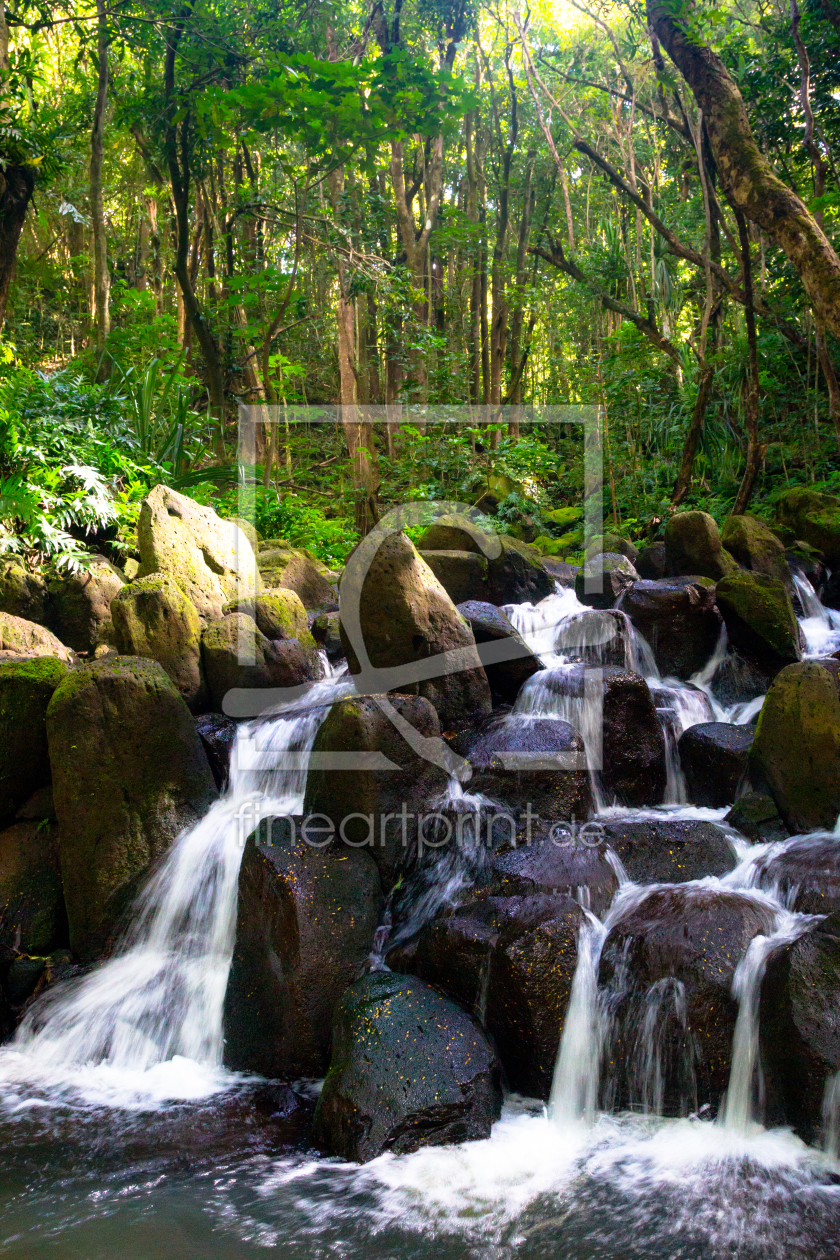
[2,576,840,1258]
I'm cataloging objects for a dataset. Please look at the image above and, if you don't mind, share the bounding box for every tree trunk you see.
[731,209,765,513]
[671,364,715,506]
[647,0,840,338]
[89,0,110,369]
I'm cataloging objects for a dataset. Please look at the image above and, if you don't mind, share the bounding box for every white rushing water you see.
[793,570,840,657]
[0,673,349,1109]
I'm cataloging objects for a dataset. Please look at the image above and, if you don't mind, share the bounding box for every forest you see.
[3,0,840,569]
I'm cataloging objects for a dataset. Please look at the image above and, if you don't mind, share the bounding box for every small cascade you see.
[503,587,587,664]
[792,570,840,657]
[1,674,348,1096]
[719,911,811,1134]
[550,910,608,1127]
[378,777,499,956]
[822,1070,840,1158]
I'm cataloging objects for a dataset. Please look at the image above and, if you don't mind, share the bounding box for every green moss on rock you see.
[111,574,205,709]
[0,656,67,820]
[665,511,739,580]
[715,571,801,670]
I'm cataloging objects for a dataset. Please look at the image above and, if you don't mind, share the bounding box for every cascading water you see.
[793,570,840,657]
[0,673,349,1106]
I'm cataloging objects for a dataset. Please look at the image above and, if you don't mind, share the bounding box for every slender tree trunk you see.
[89,0,110,370]
[508,154,535,407]
[647,0,840,337]
[0,9,36,329]
[731,209,765,513]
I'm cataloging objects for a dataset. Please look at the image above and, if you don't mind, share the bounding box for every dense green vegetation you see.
[3,0,840,571]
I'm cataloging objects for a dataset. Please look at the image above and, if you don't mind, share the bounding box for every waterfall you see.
[0,674,348,1100]
[719,910,812,1134]
[822,1070,840,1158]
[792,570,840,658]
[550,909,608,1126]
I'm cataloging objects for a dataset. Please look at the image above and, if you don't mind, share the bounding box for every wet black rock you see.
[489,832,618,915]
[541,559,579,587]
[456,600,543,704]
[749,833,840,916]
[484,893,584,1098]
[597,818,738,884]
[420,549,489,604]
[710,648,773,707]
[760,913,840,1143]
[677,722,753,808]
[618,577,722,680]
[464,716,592,820]
[600,886,776,1115]
[599,667,667,807]
[195,712,238,790]
[223,826,382,1079]
[312,971,503,1162]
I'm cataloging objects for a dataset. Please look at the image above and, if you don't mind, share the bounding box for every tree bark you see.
[647,0,840,338]
[731,209,764,513]
[0,8,35,328]
[89,0,111,368]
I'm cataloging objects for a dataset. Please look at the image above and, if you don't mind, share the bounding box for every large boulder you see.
[709,648,774,706]
[635,542,667,580]
[760,913,840,1142]
[715,571,801,673]
[721,514,792,588]
[0,560,47,623]
[417,513,493,554]
[597,818,738,884]
[0,656,66,821]
[485,536,554,605]
[339,530,491,730]
[0,819,65,956]
[303,693,450,888]
[137,484,260,621]
[464,716,592,821]
[456,600,543,704]
[600,886,776,1115]
[258,541,336,610]
[46,657,216,960]
[48,557,124,654]
[489,834,619,915]
[201,612,315,712]
[553,608,634,668]
[665,511,738,580]
[677,722,753,808]
[618,577,722,679]
[749,662,840,833]
[111,574,205,709]
[312,972,502,1162]
[598,667,667,806]
[541,558,579,587]
[222,826,382,1079]
[420,550,489,605]
[774,486,840,566]
[0,612,73,662]
[485,893,584,1098]
[575,553,638,610]
[229,588,313,648]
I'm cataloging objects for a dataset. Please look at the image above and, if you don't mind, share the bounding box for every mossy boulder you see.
[749,662,840,833]
[575,552,638,609]
[313,971,503,1162]
[138,484,260,621]
[417,512,495,554]
[665,511,738,580]
[48,557,124,654]
[339,531,491,729]
[485,535,554,604]
[222,826,383,1079]
[0,819,66,956]
[0,612,73,662]
[715,571,801,671]
[720,514,791,588]
[775,486,840,565]
[226,588,317,666]
[311,610,344,662]
[46,656,216,960]
[111,574,205,710]
[201,612,316,713]
[0,655,67,821]
[257,542,335,610]
[584,533,640,564]
[0,560,47,623]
